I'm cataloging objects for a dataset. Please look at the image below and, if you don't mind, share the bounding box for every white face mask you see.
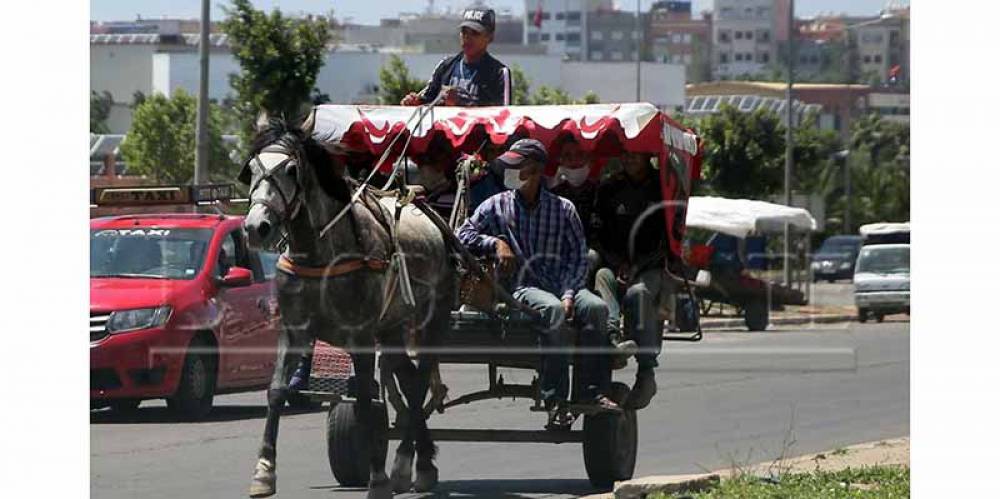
[504,168,525,190]
[554,166,589,187]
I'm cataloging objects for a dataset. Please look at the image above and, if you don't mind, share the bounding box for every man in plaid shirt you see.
[457,139,617,429]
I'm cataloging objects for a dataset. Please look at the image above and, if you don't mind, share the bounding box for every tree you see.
[529,85,575,105]
[221,0,331,146]
[841,113,909,229]
[130,91,147,110]
[509,64,531,105]
[120,89,231,184]
[91,90,113,134]
[695,105,786,197]
[377,55,424,105]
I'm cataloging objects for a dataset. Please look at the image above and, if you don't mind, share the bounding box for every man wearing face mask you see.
[550,139,597,241]
[456,139,617,429]
[592,152,671,410]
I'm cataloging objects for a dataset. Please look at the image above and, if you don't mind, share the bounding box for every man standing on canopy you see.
[401,7,512,107]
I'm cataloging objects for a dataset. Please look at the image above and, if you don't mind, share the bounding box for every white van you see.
[853,243,910,322]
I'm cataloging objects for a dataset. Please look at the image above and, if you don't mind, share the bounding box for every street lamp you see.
[783,0,795,286]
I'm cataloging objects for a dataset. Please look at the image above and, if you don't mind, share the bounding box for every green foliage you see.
[221,0,331,145]
[130,91,147,110]
[91,90,113,134]
[509,64,531,105]
[119,89,231,184]
[695,105,786,198]
[528,85,575,105]
[654,465,909,498]
[793,113,843,195]
[377,54,424,105]
[839,113,910,230]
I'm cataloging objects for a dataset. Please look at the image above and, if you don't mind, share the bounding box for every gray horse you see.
[241,116,456,499]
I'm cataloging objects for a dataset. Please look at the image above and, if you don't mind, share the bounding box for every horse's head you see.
[240,115,310,251]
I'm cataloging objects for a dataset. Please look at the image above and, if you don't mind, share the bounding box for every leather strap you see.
[277,254,388,278]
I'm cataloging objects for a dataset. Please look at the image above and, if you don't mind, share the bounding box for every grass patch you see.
[652,465,909,498]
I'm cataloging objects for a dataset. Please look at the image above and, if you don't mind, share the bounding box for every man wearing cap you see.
[457,139,617,430]
[401,7,513,107]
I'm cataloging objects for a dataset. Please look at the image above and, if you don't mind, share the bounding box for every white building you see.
[91,35,686,134]
[522,0,614,61]
[711,0,777,78]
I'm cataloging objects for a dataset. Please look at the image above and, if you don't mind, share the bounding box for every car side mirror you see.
[219,266,253,287]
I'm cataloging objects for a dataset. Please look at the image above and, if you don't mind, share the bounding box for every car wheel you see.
[858,308,869,323]
[744,300,769,331]
[168,336,217,421]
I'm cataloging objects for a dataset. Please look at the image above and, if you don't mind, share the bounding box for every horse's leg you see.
[381,350,416,493]
[411,302,450,493]
[248,324,308,498]
[352,351,391,499]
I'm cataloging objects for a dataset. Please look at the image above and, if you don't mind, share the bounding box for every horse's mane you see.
[250,117,351,203]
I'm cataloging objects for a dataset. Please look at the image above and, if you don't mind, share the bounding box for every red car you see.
[90,212,282,419]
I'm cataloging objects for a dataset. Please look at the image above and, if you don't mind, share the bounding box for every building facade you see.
[522,0,613,60]
[711,0,778,79]
[647,1,712,82]
[853,11,909,85]
[586,8,641,62]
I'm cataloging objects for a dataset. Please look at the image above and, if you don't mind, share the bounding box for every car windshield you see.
[856,246,910,275]
[91,228,213,280]
[818,239,859,256]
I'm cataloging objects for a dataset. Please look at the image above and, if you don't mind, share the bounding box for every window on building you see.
[758,7,770,18]
[591,31,603,41]
[556,33,565,41]
[874,54,883,63]
[528,33,539,44]
[810,55,819,64]
[746,31,753,40]
[542,12,551,20]
[683,33,692,44]
[556,12,565,21]
[591,51,604,61]
[720,7,733,18]
[612,31,624,41]
[863,55,871,64]
[672,33,681,43]
[566,12,582,22]
[720,53,728,64]
[541,33,551,41]
[718,30,730,43]
[734,53,743,62]
[566,33,580,45]
[759,30,770,42]
[611,51,624,61]
[759,52,770,63]
[735,31,743,40]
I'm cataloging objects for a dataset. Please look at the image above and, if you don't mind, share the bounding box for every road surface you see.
[91,320,908,498]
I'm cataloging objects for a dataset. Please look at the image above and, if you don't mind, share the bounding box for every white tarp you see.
[686,196,817,238]
[859,222,910,236]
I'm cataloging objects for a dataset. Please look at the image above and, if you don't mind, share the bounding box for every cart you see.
[294,103,702,488]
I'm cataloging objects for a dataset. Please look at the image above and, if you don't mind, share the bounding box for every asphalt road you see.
[91,320,908,499]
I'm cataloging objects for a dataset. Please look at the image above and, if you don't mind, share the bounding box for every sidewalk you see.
[699,305,858,331]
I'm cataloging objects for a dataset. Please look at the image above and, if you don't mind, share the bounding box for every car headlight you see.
[108,306,172,333]
[810,262,820,270]
[839,262,851,270]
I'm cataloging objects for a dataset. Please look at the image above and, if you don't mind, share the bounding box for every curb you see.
[606,437,909,498]
[699,314,856,330]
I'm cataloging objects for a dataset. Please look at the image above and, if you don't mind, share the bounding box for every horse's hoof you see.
[248,459,276,498]
[367,476,393,499]
[390,452,414,492]
[413,465,439,493]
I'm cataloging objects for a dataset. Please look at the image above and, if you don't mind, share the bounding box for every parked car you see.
[853,243,910,323]
[811,235,863,282]
[90,211,284,419]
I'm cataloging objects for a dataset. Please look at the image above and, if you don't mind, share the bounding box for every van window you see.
[856,246,909,274]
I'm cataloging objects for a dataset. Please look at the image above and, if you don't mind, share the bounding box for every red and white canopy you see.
[308,103,699,167]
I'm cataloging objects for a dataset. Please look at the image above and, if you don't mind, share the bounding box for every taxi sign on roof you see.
[91,184,235,207]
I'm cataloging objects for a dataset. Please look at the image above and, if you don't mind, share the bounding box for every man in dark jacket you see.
[592,152,673,410]
[401,7,512,107]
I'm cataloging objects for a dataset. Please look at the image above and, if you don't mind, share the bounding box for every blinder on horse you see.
[242,147,305,224]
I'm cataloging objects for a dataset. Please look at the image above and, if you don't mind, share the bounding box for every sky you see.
[91,1,904,25]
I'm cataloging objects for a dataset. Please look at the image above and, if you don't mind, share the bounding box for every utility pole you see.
[782,0,795,286]
[194,0,210,187]
[635,0,641,100]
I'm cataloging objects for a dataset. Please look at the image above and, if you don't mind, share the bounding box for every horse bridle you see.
[246,147,306,233]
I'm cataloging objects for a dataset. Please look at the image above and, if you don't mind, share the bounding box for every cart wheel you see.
[744,300,769,331]
[327,401,388,487]
[858,308,869,323]
[583,382,638,489]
